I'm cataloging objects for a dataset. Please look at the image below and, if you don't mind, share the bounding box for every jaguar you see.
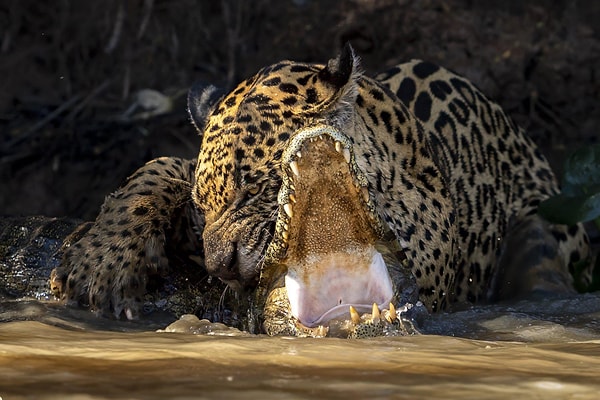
[51,44,591,337]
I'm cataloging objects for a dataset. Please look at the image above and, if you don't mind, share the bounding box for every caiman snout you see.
[274,125,395,327]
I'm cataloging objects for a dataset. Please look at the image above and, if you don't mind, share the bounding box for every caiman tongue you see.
[277,125,394,327]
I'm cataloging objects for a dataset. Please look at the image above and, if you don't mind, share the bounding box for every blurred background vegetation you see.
[1,0,598,220]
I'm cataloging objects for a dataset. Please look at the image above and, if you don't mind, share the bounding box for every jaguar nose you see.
[204,240,240,282]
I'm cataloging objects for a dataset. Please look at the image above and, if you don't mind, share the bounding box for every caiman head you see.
[188,44,418,337]
[257,124,418,337]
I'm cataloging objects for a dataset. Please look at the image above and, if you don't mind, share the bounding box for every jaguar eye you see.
[247,184,261,196]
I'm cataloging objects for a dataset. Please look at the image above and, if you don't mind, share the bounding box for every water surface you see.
[1,294,599,399]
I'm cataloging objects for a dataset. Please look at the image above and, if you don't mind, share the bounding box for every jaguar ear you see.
[312,43,361,120]
[187,82,225,133]
[318,42,357,88]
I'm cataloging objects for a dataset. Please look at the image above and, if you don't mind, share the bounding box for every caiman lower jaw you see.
[285,247,394,327]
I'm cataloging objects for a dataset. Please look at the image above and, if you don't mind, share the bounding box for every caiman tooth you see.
[290,161,300,177]
[284,203,294,218]
[282,230,289,240]
[385,312,393,324]
[385,302,397,323]
[315,325,329,337]
[372,303,381,323]
[389,302,397,321]
[362,187,370,203]
[289,193,297,203]
[335,141,343,153]
[296,151,302,158]
[349,305,360,324]
[343,148,351,163]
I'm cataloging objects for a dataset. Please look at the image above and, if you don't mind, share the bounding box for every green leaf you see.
[538,192,600,225]
[562,144,600,196]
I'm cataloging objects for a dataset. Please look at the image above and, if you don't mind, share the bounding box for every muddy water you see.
[1,294,600,399]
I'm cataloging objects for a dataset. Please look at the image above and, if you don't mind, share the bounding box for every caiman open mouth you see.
[272,125,394,328]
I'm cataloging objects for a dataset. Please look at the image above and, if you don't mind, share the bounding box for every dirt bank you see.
[1,0,598,219]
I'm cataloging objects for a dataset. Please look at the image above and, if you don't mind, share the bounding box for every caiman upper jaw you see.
[261,124,395,328]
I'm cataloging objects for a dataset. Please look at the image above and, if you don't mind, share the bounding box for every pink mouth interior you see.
[278,130,394,328]
[285,248,393,327]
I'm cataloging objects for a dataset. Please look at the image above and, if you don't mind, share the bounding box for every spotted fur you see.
[54,44,590,323]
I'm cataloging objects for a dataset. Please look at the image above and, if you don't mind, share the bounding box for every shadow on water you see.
[1,293,600,399]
